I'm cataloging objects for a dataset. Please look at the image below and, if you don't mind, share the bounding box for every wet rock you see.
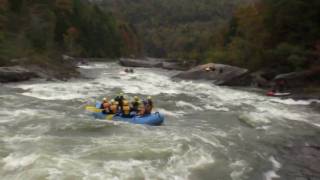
[250,71,272,88]
[0,66,38,83]
[119,58,163,68]
[119,57,195,70]
[278,141,320,180]
[162,62,190,70]
[173,63,250,86]
[274,67,320,88]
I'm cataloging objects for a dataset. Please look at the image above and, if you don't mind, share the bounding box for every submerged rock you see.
[0,66,38,83]
[173,63,250,86]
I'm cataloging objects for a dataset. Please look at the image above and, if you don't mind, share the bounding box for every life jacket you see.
[122,100,130,115]
[109,104,118,114]
[122,105,130,115]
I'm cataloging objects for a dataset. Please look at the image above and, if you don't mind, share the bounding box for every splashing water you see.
[1,62,319,180]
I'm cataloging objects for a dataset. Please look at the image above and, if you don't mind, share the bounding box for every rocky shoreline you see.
[1,57,319,100]
[0,55,80,83]
[119,58,320,100]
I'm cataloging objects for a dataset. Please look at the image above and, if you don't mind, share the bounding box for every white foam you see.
[270,156,281,170]
[176,101,203,111]
[79,62,110,69]
[263,156,282,180]
[204,104,230,112]
[264,171,280,180]
[229,160,252,180]
[2,153,39,171]
[157,108,185,118]
[270,98,320,105]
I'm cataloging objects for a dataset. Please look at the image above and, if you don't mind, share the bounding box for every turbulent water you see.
[0,62,319,180]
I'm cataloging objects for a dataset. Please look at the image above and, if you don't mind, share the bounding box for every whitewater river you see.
[1,62,319,180]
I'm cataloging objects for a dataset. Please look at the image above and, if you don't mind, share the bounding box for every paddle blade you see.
[106,114,114,120]
[85,106,103,113]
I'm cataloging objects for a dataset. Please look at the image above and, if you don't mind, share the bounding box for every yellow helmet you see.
[147,96,152,100]
[134,96,139,101]
[119,92,124,96]
[103,97,107,102]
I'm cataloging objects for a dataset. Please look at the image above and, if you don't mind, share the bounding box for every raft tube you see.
[91,101,164,126]
[92,111,164,126]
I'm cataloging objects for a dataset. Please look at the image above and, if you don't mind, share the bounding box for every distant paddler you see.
[101,97,111,114]
[131,96,141,113]
[144,96,153,115]
[115,92,125,111]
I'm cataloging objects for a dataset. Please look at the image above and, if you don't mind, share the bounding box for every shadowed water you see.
[0,62,319,180]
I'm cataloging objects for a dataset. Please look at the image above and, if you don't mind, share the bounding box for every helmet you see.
[119,92,124,96]
[103,98,107,102]
[134,96,139,101]
[110,99,115,103]
[147,96,152,100]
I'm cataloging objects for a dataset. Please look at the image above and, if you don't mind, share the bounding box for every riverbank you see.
[0,55,80,83]
[118,58,320,100]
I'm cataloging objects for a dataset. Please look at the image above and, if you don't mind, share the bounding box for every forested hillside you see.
[207,0,320,72]
[98,0,320,72]
[0,0,141,67]
[98,0,251,58]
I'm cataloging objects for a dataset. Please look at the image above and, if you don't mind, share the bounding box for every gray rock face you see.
[0,66,38,83]
[119,58,194,70]
[274,67,320,87]
[119,58,163,68]
[173,63,250,86]
[162,62,190,70]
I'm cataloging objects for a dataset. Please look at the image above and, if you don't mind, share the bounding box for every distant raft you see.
[85,105,164,126]
[266,91,291,97]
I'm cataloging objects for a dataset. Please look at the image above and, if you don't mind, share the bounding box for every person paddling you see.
[109,99,119,114]
[121,100,131,117]
[144,96,153,115]
[101,98,110,114]
[115,93,125,111]
[131,96,141,113]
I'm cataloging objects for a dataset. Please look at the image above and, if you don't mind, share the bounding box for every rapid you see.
[0,62,319,180]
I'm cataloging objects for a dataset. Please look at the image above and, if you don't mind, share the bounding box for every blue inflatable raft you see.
[92,111,164,126]
[85,102,164,126]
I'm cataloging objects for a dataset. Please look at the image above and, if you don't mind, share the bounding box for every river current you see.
[0,62,319,180]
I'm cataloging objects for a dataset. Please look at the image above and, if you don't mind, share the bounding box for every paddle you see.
[85,106,115,120]
[106,114,115,120]
[85,106,103,113]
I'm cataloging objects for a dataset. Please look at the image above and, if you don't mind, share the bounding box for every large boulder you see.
[0,66,38,83]
[119,58,163,68]
[250,71,272,88]
[162,61,192,71]
[274,67,320,88]
[119,57,195,70]
[173,63,250,86]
